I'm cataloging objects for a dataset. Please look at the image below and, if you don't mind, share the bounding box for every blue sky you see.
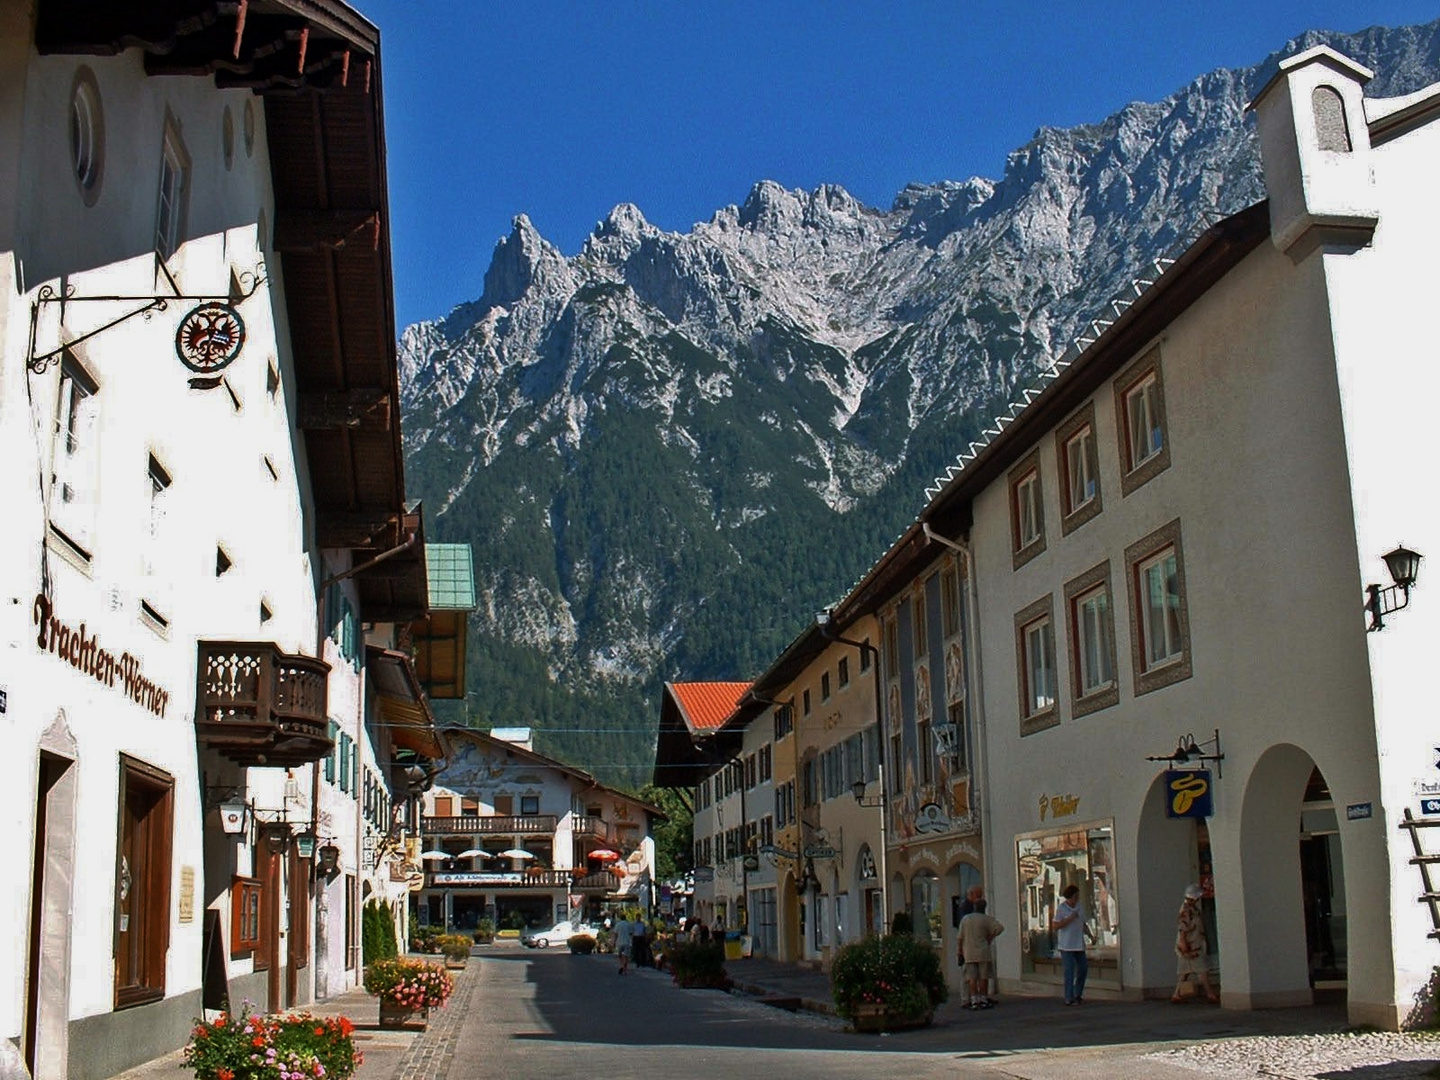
[355,2,1436,329]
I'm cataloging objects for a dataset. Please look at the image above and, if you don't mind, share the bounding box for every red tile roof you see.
[667,682,751,734]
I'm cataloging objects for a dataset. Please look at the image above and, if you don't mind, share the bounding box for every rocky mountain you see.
[399,21,1440,784]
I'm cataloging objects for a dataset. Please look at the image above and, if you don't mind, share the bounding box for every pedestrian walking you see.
[959,899,1004,1010]
[1051,883,1093,1005]
[615,912,634,974]
[1172,884,1219,1003]
[632,915,650,969]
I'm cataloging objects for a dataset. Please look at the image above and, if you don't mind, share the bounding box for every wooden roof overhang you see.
[367,646,447,762]
[36,0,426,619]
[652,684,742,789]
[825,201,1273,633]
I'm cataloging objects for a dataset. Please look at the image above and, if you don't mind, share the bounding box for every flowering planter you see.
[848,1003,933,1034]
[444,957,468,970]
[379,1000,429,1030]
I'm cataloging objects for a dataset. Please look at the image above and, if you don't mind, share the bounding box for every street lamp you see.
[1366,545,1422,631]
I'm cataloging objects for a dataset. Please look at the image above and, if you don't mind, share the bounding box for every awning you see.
[409,543,476,700]
[366,646,446,759]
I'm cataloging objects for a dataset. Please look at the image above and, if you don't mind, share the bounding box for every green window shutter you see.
[351,741,360,797]
[325,723,338,783]
[340,735,351,793]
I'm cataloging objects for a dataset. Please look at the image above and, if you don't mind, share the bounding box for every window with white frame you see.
[1015,595,1059,733]
[1114,351,1171,495]
[1065,563,1119,716]
[49,355,102,558]
[141,453,172,618]
[1016,472,1041,547]
[154,120,189,260]
[1139,550,1182,666]
[1075,587,1113,694]
[1066,426,1098,511]
[1124,519,1192,695]
[1024,618,1056,714]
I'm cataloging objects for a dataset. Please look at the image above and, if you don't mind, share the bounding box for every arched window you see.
[1312,86,1352,152]
[69,67,104,203]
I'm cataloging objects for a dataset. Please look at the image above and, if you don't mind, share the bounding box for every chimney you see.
[1247,45,1379,261]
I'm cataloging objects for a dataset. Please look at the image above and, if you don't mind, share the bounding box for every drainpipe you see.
[921,522,992,904]
[815,618,889,934]
[310,528,419,997]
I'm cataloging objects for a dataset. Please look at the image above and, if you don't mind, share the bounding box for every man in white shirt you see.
[1051,883,1093,1004]
[615,913,634,974]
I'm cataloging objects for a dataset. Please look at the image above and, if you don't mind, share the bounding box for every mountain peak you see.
[479,213,566,311]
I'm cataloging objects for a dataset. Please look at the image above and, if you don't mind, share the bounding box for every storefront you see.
[1015,820,1120,990]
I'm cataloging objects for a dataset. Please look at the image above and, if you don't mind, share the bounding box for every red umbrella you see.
[589,849,620,862]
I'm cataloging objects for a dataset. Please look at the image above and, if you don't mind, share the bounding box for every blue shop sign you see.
[1164,769,1213,818]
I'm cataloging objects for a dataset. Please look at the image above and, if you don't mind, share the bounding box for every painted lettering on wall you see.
[1038,793,1081,821]
[32,594,170,717]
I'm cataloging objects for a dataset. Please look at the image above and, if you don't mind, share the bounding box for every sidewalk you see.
[108,966,445,1080]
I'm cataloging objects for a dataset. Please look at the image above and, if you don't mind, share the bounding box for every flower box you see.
[444,957,467,970]
[848,1002,933,1033]
[378,1000,428,1030]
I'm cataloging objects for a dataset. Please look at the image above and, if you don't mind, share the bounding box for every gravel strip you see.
[1146,1030,1440,1079]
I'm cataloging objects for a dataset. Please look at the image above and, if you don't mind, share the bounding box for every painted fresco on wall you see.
[945,641,964,704]
[443,738,546,793]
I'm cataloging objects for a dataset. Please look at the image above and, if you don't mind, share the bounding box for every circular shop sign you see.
[175,302,245,374]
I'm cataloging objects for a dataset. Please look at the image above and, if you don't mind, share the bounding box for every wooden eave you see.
[652,686,742,788]
[410,609,468,700]
[825,201,1271,632]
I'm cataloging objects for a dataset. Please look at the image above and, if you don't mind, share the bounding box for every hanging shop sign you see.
[1164,769,1213,818]
[175,302,246,374]
[803,845,837,860]
[692,867,715,883]
[742,855,760,871]
[857,847,877,881]
[915,802,951,833]
[32,594,170,716]
[432,872,526,886]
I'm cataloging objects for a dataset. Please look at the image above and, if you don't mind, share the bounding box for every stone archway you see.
[1134,770,1215,997]
[1236,743,1333,1009]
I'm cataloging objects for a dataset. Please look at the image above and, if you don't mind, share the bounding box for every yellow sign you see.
[1039,793,1080,821]
[178,866,195,924]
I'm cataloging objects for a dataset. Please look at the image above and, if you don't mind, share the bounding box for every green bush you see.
[409,924,441,954]
[363,900,399,965]
[596,928,614,954]
[473,918,496,943]
[668,940,729,989]
[501,909,527,930]
[830,933,948,1021]
[568,934,596,954]
[437,934,473,960]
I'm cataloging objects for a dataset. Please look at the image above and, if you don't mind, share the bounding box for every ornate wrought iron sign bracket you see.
[26,259,266,375]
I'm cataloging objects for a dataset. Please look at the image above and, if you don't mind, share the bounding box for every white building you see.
[417,728,661,933]
[0,3,449,1075]
[817,45,1440,1028]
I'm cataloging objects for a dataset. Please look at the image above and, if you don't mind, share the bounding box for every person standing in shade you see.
[615,912,634,974]
[955,884,986,1006]
[1051,883,1093,1005]
[959,899,1004,1010]
[1172,884,1219,1003]
[632,915,650,969]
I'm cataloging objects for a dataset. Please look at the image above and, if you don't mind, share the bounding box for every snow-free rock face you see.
[399,21,1440,778]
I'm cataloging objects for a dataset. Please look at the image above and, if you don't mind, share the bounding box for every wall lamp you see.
[1366,545,1422,632]
[851,778,884,808]
[1145,729,1225,779]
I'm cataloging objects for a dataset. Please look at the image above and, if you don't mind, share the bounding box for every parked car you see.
[522,920,597,949]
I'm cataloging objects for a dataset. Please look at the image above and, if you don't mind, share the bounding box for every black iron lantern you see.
[264,824,292,856]
[294,831,318,859]
[1383,545,1422,590]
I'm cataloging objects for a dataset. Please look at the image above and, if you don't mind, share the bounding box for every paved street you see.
[112,947,1440,1080]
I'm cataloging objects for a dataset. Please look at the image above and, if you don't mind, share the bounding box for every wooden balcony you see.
[195,641,331,767]
[424,814,558,836]
[572,815,612,842]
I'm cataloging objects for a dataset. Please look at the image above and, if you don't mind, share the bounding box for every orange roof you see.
[667,682,751,734]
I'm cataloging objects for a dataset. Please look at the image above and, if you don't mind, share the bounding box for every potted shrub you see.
[182,1005,360,1079]
[830,933,947,1033]
[473,918,496,945]
[409,924,441,955]
[595,928,614,954]
[438,933,472,968]
[668,940,730,989]
[363,956,454,1029]
[567,933,596,954]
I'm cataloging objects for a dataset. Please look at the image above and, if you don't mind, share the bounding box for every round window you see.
[243,98,256,157]
[69,67,104,203]
[222,105,235,170]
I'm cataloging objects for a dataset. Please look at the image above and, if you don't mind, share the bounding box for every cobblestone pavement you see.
[393,957,477,1079]
[1147,1030,1440,1079]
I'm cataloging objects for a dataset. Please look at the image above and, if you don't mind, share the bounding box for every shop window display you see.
[1015,823,1119,982]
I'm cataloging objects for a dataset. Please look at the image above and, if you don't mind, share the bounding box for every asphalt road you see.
[452,950,1244,1080]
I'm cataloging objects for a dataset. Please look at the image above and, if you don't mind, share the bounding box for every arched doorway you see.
[910,870,942,951]
[1136,772,1214,996]
[1238,744,1343,1008]
[947,861,982,984]
[855,845,881,937]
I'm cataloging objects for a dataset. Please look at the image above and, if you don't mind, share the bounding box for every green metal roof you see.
[424,543,477,611]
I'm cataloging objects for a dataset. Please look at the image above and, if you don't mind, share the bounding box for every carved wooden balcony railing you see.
[196,641,331,767]
[570,871,622,891]
[423,814,558,836]
[572,815,613,842]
